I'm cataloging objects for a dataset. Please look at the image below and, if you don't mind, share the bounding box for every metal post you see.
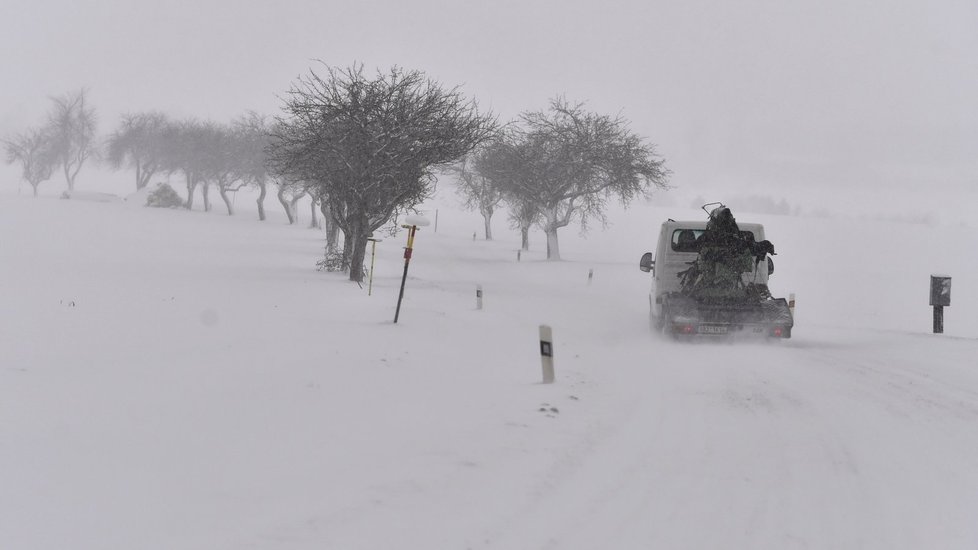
[929,275,951,334]
[367,237,382,296]
[434,209,438,233]
[539,325,555,384]
[394,225,418,323]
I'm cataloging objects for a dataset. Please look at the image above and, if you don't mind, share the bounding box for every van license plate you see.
[698,325,728,334]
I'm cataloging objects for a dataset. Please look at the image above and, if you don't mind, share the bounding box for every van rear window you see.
[670,229,756,252]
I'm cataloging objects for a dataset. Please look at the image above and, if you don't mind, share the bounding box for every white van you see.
[639,219,790,337]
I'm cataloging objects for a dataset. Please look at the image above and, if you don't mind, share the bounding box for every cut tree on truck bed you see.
[639,203,794,338]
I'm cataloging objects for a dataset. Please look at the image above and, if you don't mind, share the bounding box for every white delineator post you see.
[476,285,483,310]
[788,293,795,318]
[539,324,555,384]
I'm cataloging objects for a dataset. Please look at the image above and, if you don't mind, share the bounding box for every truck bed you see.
[661,293,794,338]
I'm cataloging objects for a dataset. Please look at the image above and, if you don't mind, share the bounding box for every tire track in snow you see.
[477,343,886,549]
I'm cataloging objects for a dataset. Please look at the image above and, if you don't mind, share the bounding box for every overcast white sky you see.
[2,0,976,194]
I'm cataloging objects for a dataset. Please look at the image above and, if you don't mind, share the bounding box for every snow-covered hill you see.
[2,192,977,549]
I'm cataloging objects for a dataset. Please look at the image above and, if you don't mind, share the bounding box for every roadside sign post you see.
[393,216,430,323]
[367,237,382,296]
[930,275,951,334]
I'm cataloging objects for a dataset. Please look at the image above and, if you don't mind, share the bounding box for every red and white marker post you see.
[393,215,430,323]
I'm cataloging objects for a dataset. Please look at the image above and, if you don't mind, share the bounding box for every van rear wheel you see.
[649,296,664,332]
[658,297,679,339]
[652,313,665,332]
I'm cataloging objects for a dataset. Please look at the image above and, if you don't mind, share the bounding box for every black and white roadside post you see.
[539,324,555,384]
[476,285,484,310]
[367,236,382,296]
[393,215,430,323]
[930,275,951,334]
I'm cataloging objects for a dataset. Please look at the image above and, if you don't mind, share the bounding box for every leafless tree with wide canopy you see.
[269,63,496,282]
[482,98,670,260]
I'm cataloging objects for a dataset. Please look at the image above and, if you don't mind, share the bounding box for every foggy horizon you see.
[2,0,976,195]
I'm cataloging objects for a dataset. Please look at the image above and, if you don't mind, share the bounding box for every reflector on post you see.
[539,324,555,384]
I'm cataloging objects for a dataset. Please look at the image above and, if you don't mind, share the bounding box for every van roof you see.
[662,220,766,243]
[663,220,764,231]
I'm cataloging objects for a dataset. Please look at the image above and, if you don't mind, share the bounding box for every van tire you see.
[649,296,664,332]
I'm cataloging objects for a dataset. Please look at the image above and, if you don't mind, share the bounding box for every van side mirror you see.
[639,252,654,273]
[767,257,774,275]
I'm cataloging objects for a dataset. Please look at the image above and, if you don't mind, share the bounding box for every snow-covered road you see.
[476,327,978,549]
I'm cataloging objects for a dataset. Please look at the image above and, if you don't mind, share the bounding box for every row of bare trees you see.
[103,110,306,220]
[3,90,98,197]
[269,64,671,275]
[5,65,672,279]
[3,90,313,225]
[450,98,671,260]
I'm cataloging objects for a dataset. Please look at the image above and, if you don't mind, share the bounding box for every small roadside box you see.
[930,275,951,307]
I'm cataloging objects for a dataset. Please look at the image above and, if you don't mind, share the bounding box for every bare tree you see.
[44,89,98,192]
[199,132,215,213]
[3,128,55,197]
[159,119,219,211]
[105,111,168,191]
[492,98,669,260]
[271,177,306,224]
[448,144,505,240]
[269,63,496,282]
[158,119,197,209]
[505,189,542,251]
[200,122,247,216]
[467,133,541,250]
[316,190,342,253]
[234,112,274,221]
[309,195,320,229]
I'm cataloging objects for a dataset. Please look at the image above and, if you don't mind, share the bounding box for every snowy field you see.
[2,190,978,549]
